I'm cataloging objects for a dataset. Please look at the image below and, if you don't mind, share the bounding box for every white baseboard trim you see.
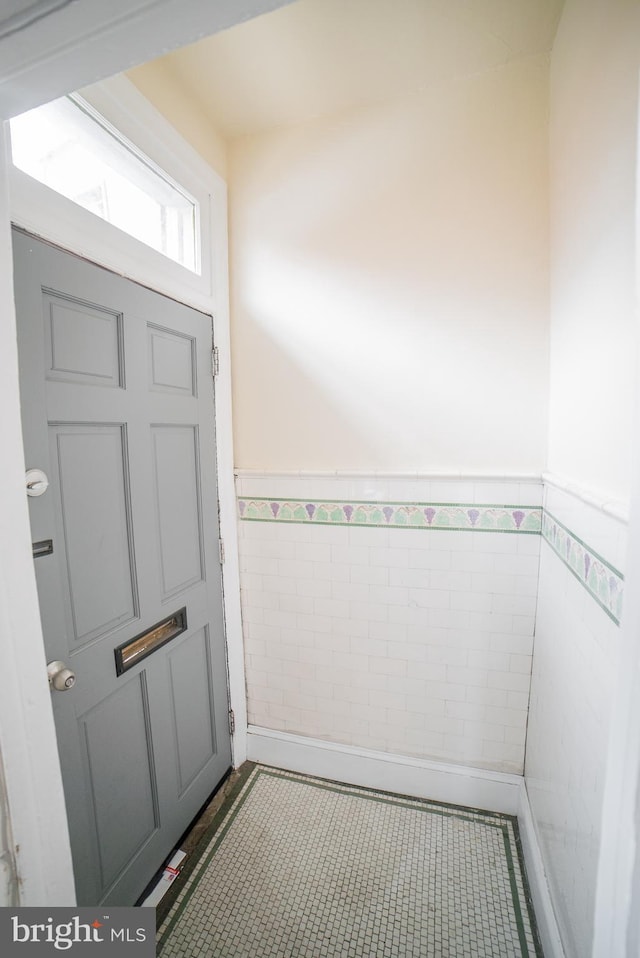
[518,782,566,958]
[246,726,522,814]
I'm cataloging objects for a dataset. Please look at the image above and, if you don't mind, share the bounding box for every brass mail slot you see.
[114,608,187,676]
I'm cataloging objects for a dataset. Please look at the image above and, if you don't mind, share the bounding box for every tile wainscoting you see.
[525,480,626,958]
[541,511,624,625]
[234,472,628,958]
[236,474,543,775]
[235,473,625,778]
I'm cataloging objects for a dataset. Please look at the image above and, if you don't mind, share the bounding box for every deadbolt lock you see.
[26,468,49,497]
[47,660,76,692]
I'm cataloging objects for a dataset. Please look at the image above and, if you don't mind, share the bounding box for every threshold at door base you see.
[140,849,187,908]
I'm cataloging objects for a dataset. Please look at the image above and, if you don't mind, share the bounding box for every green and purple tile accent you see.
[237,497,623,623]
[542,511,624,625]
[237,498,542,533]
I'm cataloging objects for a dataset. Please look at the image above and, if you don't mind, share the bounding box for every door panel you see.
[81,674,159,893]
[148,324,195,395]
[44,291,124,387]
[151,424,204,598]
[168,627,216,795]
[13,227,232,906]
[51,423,138,644]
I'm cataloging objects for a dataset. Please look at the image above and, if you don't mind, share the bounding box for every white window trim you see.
[7,73,248,892]
[9,74,220,310]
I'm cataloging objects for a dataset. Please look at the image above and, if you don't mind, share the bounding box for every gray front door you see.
[13,228,232,906]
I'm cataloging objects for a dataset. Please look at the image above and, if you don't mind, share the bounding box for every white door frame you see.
[0,0,292,906]
[0,128,75,904]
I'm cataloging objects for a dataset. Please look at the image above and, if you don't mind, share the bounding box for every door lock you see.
[47,660,76,692]
[26,468,49,497]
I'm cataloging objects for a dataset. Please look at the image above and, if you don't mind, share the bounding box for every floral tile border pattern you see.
[237,497,542,534]
[541,511,624,625]
[237,496,625,625]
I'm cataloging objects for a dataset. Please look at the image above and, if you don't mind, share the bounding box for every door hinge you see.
[218,538,225,564]
[228,709,235,736]
[212,345,220,377]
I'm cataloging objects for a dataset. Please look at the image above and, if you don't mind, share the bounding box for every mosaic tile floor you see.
[157,765,541,958]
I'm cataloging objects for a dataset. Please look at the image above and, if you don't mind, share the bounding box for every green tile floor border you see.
[238,497,542,533]
[157,764,543,958]
[542,510,624,625]
[155,761,257,928]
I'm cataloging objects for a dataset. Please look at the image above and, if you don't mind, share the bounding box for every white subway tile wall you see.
[236,476,543,774]
[525,484,625,958]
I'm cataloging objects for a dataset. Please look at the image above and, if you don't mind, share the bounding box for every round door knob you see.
[26,468,49,497]
[47,660,76,692]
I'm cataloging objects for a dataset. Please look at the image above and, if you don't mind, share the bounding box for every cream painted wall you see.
[229,55,550,473]
[547,0,640,505]
[127,60,228,180]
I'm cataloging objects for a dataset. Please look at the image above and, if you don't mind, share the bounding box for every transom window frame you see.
[8,73,222,314]
[10,91,202,275]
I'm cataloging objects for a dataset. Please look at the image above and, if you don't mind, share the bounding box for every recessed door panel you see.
[148,324,195,395]
[81,674,158,895]
[152,424,204,599]
[51,423,137,645]
[44,290,123,387]
[168,627,216,795]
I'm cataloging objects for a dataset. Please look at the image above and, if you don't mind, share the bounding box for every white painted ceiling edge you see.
[0,0,293,906]
[0,0,295,118]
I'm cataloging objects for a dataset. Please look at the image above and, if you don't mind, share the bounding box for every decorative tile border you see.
[541,511,624,625]
[237,495,625,625]
[237,497,542,533]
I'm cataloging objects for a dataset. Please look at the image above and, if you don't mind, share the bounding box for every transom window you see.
[10,95,199,273]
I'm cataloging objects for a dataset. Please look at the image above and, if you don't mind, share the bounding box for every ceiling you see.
[133,0,565,139]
